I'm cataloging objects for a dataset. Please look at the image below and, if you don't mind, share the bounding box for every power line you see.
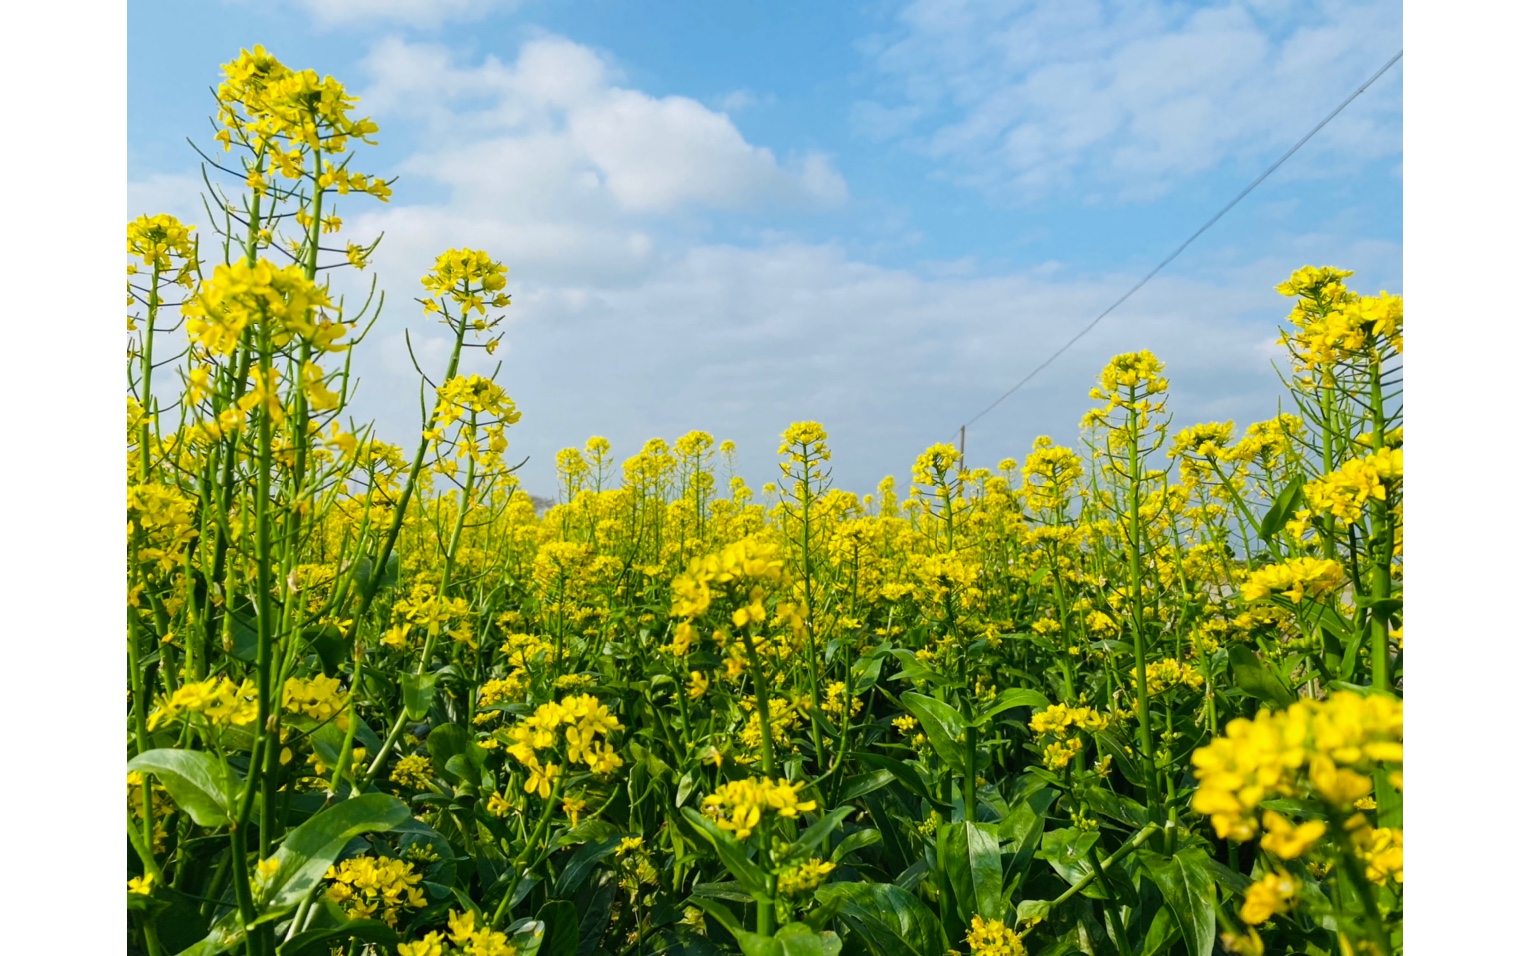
[952,48,1403,441]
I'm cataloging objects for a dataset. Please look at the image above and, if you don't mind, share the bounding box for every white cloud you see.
[855,0,1402,202]
[358,36,847,215]
[288,0,522,29]
[336,227,1398,497]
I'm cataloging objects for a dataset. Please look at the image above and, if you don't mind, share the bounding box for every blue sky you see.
[128,0,1402,496]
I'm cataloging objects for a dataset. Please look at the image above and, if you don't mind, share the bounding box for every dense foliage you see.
[127,47,1403,956]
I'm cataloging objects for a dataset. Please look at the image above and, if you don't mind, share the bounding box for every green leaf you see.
[814,882,942,956]
[303,623,352,677]
[785,806,854,861]
[850,648,889,696]
[1139,847,1217,956]
[995,787,1056,851]
[259,793,413,917]
[649,929,727,956]
[737,930,783,956]
[691,882,757,903]
[1082,786,1150,829]
[382,552,401,588]
[577,878,618,956]
[402,672,438,721]
[689,897,746,937]
[936,822,1005,921]
[776,923,842,956]
[838,770,895,802]
[850,751,945,808]
[1035,827,1105,899]
[536,900,580,956]
[277,920,397,956]
[1140,906,1179,956]
[899,693,967,771]
[831,828,882,862]
[127,749,234,828]
[1259,478,1305,543]
[427,723,473,784]
[552,836,623,897]
[977,688,1050,725]
[1227,644,1298,709]
[1013,900,1050,923]
[507,917,548,956]
[680,808,769,898]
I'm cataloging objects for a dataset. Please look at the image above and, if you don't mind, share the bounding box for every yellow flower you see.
[701,777,817,840]
[777,858,836,896]
[965,915,1026,956]
[1191,692,1401,842]
[127,874,155,896]
[1241,557,1346,603]
[523,759,563,799]
[1239,870,1298,926]
[1259,811,1326,860]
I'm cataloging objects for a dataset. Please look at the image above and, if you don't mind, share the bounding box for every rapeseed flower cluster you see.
[1191,691,1402,842]
[504,695,624,797]
[1304,451,1402,526]
[183,259,342,356]
[323,855,427,926]
[146,676,258,731]
[283,673,347,721]
[1241,557,1346,603]
[670,537,785,619]
[965,915,1027,956]
[701,776,818,840]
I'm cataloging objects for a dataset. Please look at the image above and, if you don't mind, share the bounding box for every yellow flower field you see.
[127,46,1402,956]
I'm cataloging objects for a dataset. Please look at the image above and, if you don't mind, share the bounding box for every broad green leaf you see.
[850,647,889,696]
[1083,786,1150,828]
[507,918,547,956]
[689,896,746,936]
[850,751,945,808]
[681,808,769,897]
[838,770,896,802]
[1140,906,1179,956]
[552,836,623,897]
[577,878,617,956]
[1227,645,1298,709]
[277,920,397,956]
[815,882,942,956]
[1139,847,1217,956]
[427,723,473,783]
[777,923,842,956]
[831,828,882,862]
[1259,478,1305,543]
[259,793,412,918]
[785,806,854,860]
[996,786,1056,852]
[691,882,757,903]
[649,929,727,956]
[303,623,352,677]
[1035,827,1106,900]
[536,900,580,956]
[977,688,1050,725]
[127,749,234,828]
[402,672,438,721]
[899,693,967,771]
[936,822,1005,921]
[737,930,784,956]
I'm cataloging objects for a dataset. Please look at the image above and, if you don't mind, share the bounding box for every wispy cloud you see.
[854,0,1402,203]
[284,0,524,29]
